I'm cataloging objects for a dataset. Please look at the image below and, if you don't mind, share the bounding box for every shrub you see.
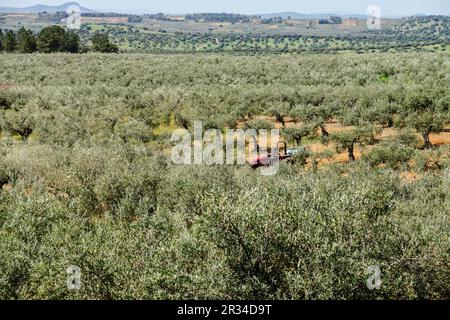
[91,33,119,53]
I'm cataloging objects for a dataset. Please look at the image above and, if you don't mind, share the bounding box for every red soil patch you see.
[254,120,450,166]
[400,172,420,182]
[1,184,12,191]
[0,83,15,90]
[430,130,450,146]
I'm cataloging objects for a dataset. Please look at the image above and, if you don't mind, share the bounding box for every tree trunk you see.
[312,160,319,171]
[422,132,432,149]
[109,118,117,132]
[20,128,33,141]
[348,143,355,162]
[295,137,302,146]
[320,124,329,137]
[251,135,260,153]
[387,118,394,128]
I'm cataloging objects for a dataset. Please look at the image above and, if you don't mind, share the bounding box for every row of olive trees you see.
[0,52,448,299]
[267,87,448,162]
[0,143,448,299]
[0,53,447,156]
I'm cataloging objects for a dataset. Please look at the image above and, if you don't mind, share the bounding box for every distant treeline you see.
[318,16,343,25]
[0,26,118,53]
[0,26,79,53]
[37,11,145,23]
[82,12,169,22]
[407,15,450,22]
[37,11,68,22]
[143,13,172,21]
[185,13,256,23]
[260,17,283,24]
[81,12,134,18]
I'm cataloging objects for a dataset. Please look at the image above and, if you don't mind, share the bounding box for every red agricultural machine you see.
[248,141,304,169]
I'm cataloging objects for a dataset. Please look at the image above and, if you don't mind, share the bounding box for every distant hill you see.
[258,12,449,19]
[258,12,368,19]
[0,2,96,14]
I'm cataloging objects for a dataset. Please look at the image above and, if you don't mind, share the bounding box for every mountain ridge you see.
[0,2,96,14]
[0,3,447,18]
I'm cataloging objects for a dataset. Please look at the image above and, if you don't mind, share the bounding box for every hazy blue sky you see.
[1,0,450,15]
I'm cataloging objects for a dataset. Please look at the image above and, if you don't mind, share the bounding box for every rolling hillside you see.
[0,1,96,14]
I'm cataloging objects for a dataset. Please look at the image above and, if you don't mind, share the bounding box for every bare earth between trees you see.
[234,116,450,168]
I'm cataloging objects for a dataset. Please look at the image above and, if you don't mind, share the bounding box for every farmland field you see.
[1,13,450,53]
[0,0,450,302]
[0,51,449,299]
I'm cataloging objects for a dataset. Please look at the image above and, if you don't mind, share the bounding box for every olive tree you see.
[244,119,274,151]
[398,88,447,149]
[283,124,315,146]
[404,112,445,149]
[331,125,381,162]
[295,104,335,137]
[0,109,35,141]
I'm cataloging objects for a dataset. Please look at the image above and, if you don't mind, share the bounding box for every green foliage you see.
[0,29,4,51]
[0,90,16,110]
[244,119,274,131]
[363,130,420,170]
[3,30,17,53]
[63,32,80,53]
[2,15,449,54]
[299,104,334,135]
[0,108,35,140]
[289,148,310,166]
[91,33,119,53]
[391,87,447,148]
[127,16,143,23]
[283,125,315,146]
[395,129,420,147]
[405,112,445,148]
[412,146,450,172]
[16,27,37,53]
[331,125,381,161]
[0,27,79,54]
[309,149,334,170]
[84,16,448,54]
[185,13,252,23]
[1,159,448,299]
[37,26,67,53]
[363,142,415,170]
[0,52,448,299]
[197,167,449,299]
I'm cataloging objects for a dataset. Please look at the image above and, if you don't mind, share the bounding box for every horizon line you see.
[0,2,449,17]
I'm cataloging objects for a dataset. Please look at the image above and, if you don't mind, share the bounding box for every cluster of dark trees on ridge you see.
[0,26,118,53]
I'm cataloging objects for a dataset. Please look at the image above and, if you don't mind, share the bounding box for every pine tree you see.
[17,27,37,53]
[91,33,119,53]
[63,31,80,53]
[37,25,66,53]
[4,30,17,53]
[0,29,4,51]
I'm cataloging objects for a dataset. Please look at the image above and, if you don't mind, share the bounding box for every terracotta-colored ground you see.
[241,117,450,166]
[0,83,15,90]
[83,17,129,24]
